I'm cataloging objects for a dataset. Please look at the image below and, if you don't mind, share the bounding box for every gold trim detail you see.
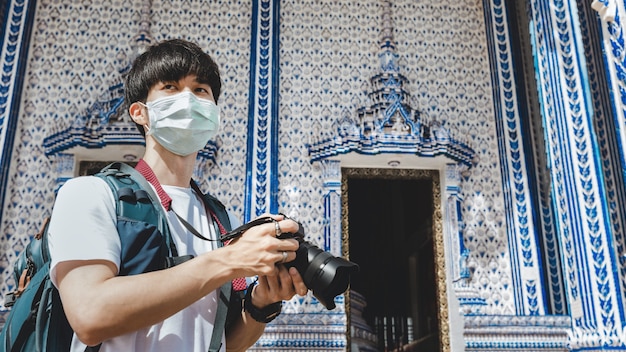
[341,167,449,352]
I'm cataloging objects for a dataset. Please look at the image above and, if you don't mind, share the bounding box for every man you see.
[48,39,307,351]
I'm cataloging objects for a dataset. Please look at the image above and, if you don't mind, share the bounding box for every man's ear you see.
[129,102,148,126]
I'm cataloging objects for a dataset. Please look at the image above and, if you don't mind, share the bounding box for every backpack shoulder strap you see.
[189,180,236,352]
[98,164,231,351]
[95,162,178,258]
[190,180,232,234]
[84,162,177,352]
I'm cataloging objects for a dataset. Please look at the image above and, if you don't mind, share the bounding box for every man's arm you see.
[56,250,231,346]
[56,219,301,347]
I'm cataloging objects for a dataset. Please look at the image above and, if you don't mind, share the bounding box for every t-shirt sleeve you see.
[48,176,121,287]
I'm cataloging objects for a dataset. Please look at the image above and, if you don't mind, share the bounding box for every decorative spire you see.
[378,0,399,73]
[130,0,155,60]
[380,0,395,49]
[308,0,475,167]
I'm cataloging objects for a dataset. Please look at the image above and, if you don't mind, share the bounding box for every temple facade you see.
[1,0,626,351]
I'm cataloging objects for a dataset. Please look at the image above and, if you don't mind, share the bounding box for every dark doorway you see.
[348,176,439,351]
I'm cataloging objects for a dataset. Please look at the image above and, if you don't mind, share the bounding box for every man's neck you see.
[141,138,197,187]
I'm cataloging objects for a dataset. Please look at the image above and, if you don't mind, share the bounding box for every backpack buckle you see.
[4,292,16,308]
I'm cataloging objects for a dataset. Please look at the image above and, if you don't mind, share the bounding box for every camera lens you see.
[287,241,359,310]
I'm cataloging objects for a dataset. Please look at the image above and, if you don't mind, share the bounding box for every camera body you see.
[278,222,359,310]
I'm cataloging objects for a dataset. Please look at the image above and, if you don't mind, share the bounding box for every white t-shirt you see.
[48,176,232,352]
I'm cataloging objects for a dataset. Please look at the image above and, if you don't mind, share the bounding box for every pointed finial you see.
[130,0,155,60]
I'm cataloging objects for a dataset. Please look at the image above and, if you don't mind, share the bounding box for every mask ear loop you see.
[135,101,151,134]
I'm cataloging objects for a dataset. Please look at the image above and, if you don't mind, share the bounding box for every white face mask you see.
[141,91,220,156]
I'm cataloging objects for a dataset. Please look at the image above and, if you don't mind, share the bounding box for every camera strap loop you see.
[171,209,248,292]
[220,217,276,243]
[172,210,217,242]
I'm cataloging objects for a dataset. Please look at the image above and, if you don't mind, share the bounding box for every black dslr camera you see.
[276,220,359,310]
[221,216,359,310]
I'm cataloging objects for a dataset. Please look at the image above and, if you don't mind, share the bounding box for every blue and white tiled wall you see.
[2,0,626,350]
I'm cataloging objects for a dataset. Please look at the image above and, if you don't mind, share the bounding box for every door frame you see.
[341,167,449,352]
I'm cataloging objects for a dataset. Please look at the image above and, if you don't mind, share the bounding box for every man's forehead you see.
[153,75,210,86]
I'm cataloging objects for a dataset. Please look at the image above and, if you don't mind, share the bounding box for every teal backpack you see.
[0,162,234,352]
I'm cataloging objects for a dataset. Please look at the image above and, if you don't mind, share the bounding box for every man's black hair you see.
[124,39,222,136]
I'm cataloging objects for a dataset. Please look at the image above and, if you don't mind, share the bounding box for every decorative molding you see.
[596,0,626,206]
[445,163,487,315]
[464,315,571,351]
[257,299,349,349]
[579,0,626,318]
[592,0,617,22]
[482,0,548,316]
[445,163,470,282]
[244,0,280,221]
[531,0,626,347]
[41,74,145,155]
[0,0,36,226]
[596,1,626,179]
[259,322,348,349]
[320,160,342,255]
